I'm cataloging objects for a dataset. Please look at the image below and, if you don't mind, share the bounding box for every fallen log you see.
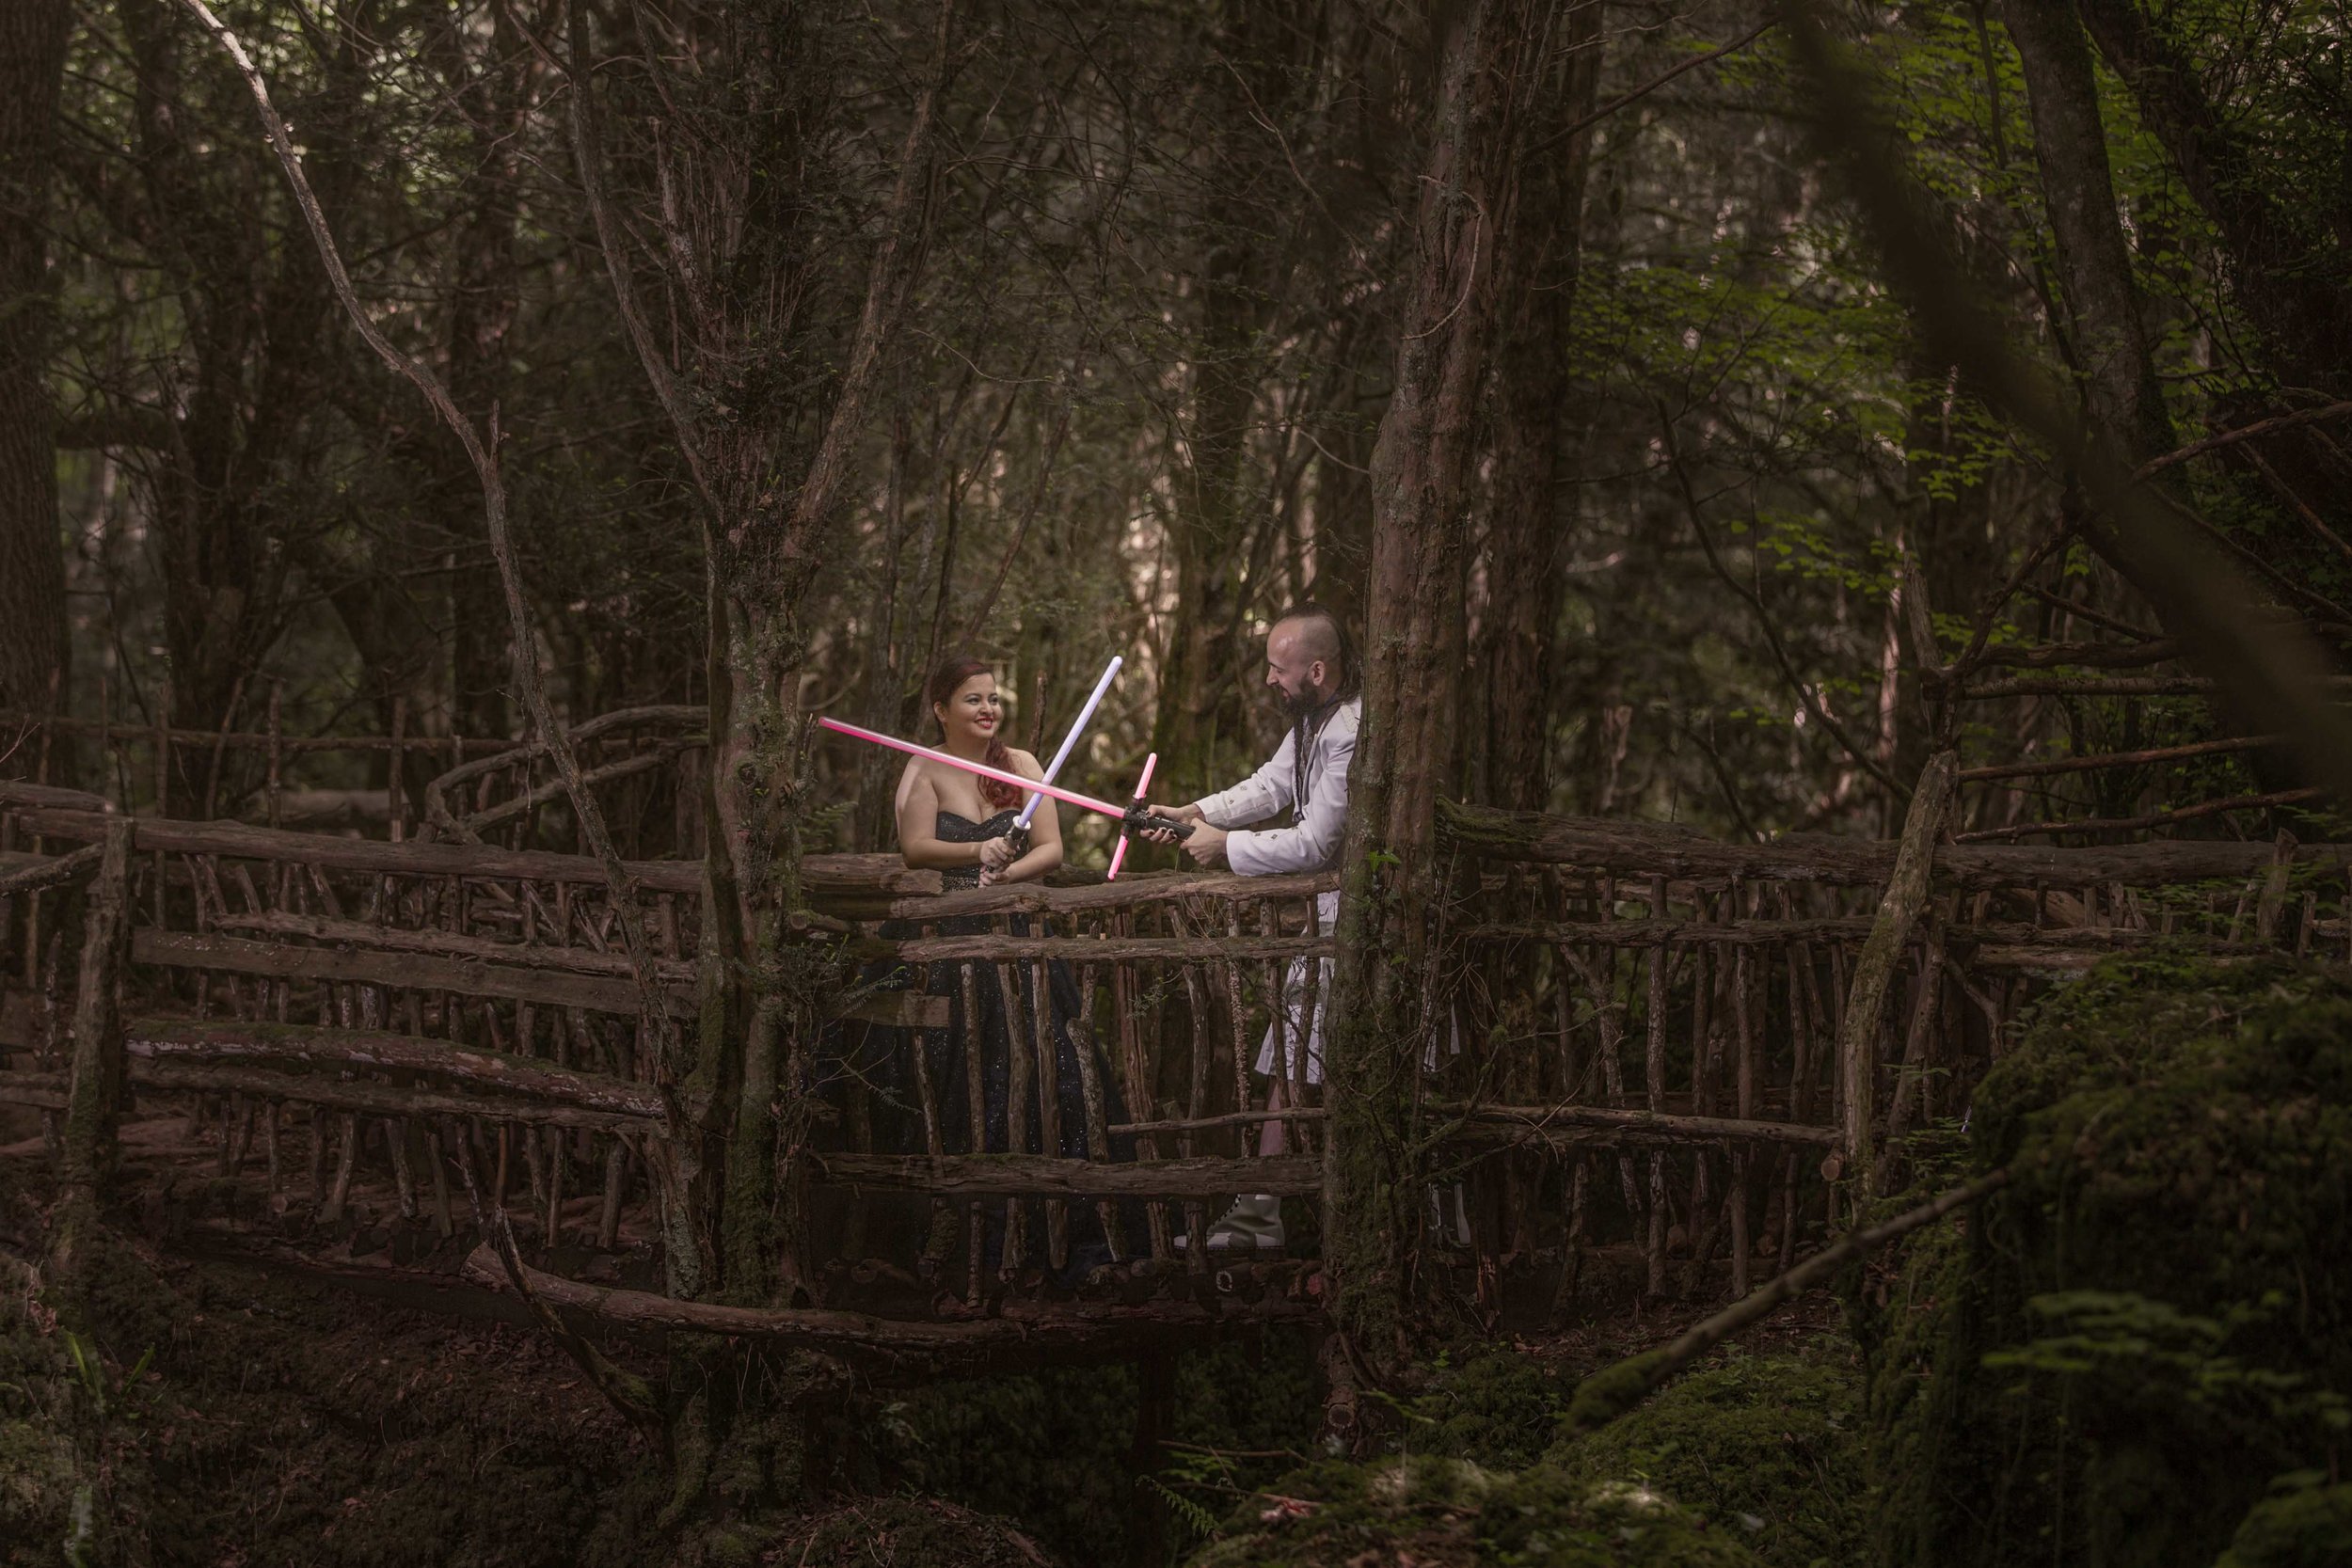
[1563,1169,2009,1434]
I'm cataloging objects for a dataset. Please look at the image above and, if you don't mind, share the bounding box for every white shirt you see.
[1194,696,1360,880]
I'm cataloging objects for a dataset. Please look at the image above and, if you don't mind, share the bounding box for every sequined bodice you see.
[934,809,1019,888]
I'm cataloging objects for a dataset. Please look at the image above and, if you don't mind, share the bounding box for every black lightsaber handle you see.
[1120,803,1196,840]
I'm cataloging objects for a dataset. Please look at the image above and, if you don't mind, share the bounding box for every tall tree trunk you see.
[2075,0,2352,397]
[1152,7,1319,786]
[1325,0,1549,1371]
[441,0,530,745]
[1468,0,1603,813]
[1999,0,2175,463]
[0,0,72,727]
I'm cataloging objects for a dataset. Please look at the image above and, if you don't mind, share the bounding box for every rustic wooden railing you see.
[7,768,2347,1362]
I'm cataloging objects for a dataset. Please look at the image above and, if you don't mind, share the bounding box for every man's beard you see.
[1277,683,1323,722]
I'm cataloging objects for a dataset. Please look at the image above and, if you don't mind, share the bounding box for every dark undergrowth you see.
[9,956,2352,1567]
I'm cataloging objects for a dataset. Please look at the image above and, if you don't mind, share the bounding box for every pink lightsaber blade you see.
[1104,752,1159,882]
[817,717,1192,840]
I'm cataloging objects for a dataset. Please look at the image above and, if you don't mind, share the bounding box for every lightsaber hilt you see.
[1120,802,1195,840]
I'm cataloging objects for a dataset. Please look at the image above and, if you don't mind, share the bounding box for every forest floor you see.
[2,1102,1835,1567]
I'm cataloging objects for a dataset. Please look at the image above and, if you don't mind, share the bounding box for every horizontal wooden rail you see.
[1447,1103,1840,1148]
[133,928,698,1017]
[868,868,1338,922]
[1461,918,2265,955]
[0,1057,659,1131]
[124,1020,664,1117]
[814,1151,1323,1198]
[1438,800,2352,887]
[0,842,106,896]
[205,909,699,982]
[130,1059,655,1131]
[0,706,702,757]
[462,1249,1318,1355]
[869,933,1330,964]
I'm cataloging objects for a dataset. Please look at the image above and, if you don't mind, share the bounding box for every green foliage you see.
[1546,1346,1867,1568]
[1412,1349,1580,1471]
[2213,1482,2352,1568]
[1185,1454,1767,1568]
[1855,957,2352,1568]
[887,1336,1323,1567]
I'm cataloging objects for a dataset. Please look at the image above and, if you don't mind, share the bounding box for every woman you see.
[876,657,1135,1278]
[893,657,1062,889]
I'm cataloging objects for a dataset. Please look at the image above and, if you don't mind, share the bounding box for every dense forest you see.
[5,0,2352,1564]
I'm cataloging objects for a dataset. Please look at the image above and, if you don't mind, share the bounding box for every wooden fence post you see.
[58,815,134,1218]
[1836,751,1955,1200]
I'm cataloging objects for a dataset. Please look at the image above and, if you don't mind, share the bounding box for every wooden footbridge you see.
[4,713,2342,1374]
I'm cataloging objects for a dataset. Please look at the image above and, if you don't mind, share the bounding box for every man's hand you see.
[1137,801,1205,847]
[1182,822,1230,868]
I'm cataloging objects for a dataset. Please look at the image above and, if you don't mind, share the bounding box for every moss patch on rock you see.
[1546,1343,1866,1568]
[1855,957,2352,1568]
[1412,1347,1581,1470]
[1184,1454,1767,1567]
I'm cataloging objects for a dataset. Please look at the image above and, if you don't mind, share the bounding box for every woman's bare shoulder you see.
[1007,748,1045,779]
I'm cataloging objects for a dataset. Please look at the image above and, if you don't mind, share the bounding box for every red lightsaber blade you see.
[816,717,1193,839]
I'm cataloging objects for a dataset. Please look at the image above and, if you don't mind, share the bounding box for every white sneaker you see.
[1174,1194,1284,1252]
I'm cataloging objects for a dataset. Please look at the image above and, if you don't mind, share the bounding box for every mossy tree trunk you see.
[565,0,954,1527]
[1323,0,1556,1372]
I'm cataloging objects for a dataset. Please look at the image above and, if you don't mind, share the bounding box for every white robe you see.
[1194,697,1359,1085]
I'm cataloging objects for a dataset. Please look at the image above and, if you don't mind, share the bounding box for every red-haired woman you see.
[892,657,1062,886]
[876,657,1134,1276]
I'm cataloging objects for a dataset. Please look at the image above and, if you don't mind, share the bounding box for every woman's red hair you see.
[927,657,1021,810]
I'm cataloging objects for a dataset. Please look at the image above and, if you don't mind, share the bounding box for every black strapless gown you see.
[852,809,1136,1272]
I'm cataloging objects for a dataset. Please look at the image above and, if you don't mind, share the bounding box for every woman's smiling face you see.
[935,672,1003,750]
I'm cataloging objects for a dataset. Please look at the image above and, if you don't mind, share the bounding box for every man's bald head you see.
[1264,603,1355,716]
[1272,611,1342,669]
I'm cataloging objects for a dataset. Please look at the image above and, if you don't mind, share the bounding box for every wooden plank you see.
[870,933,1331,964]
[15,812,939,904]
[122,1018,665,1117]
[1438,799,2352,889]
[461,1247,1318,1355]
[815,1151,1323,1198]
[128,1060,658,1132]
[131,928,697,1017]
[873,869,1338,921]
[205,908,698,981]
[1448,1106,1839,1148]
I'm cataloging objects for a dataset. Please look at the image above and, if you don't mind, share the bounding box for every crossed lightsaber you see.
[816,656,1191,881]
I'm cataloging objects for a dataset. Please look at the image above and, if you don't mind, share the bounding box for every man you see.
[1147,604,1358,1251]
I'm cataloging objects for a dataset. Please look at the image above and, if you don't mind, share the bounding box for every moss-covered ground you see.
[1852,956,2352,1568]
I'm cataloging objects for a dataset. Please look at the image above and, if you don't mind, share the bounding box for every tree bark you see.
[0,0,72,724]
[2074,0,2352,396]
[1468,0,1602,813]
[1998,1,2176,463]
[1324,0,1552,1369]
